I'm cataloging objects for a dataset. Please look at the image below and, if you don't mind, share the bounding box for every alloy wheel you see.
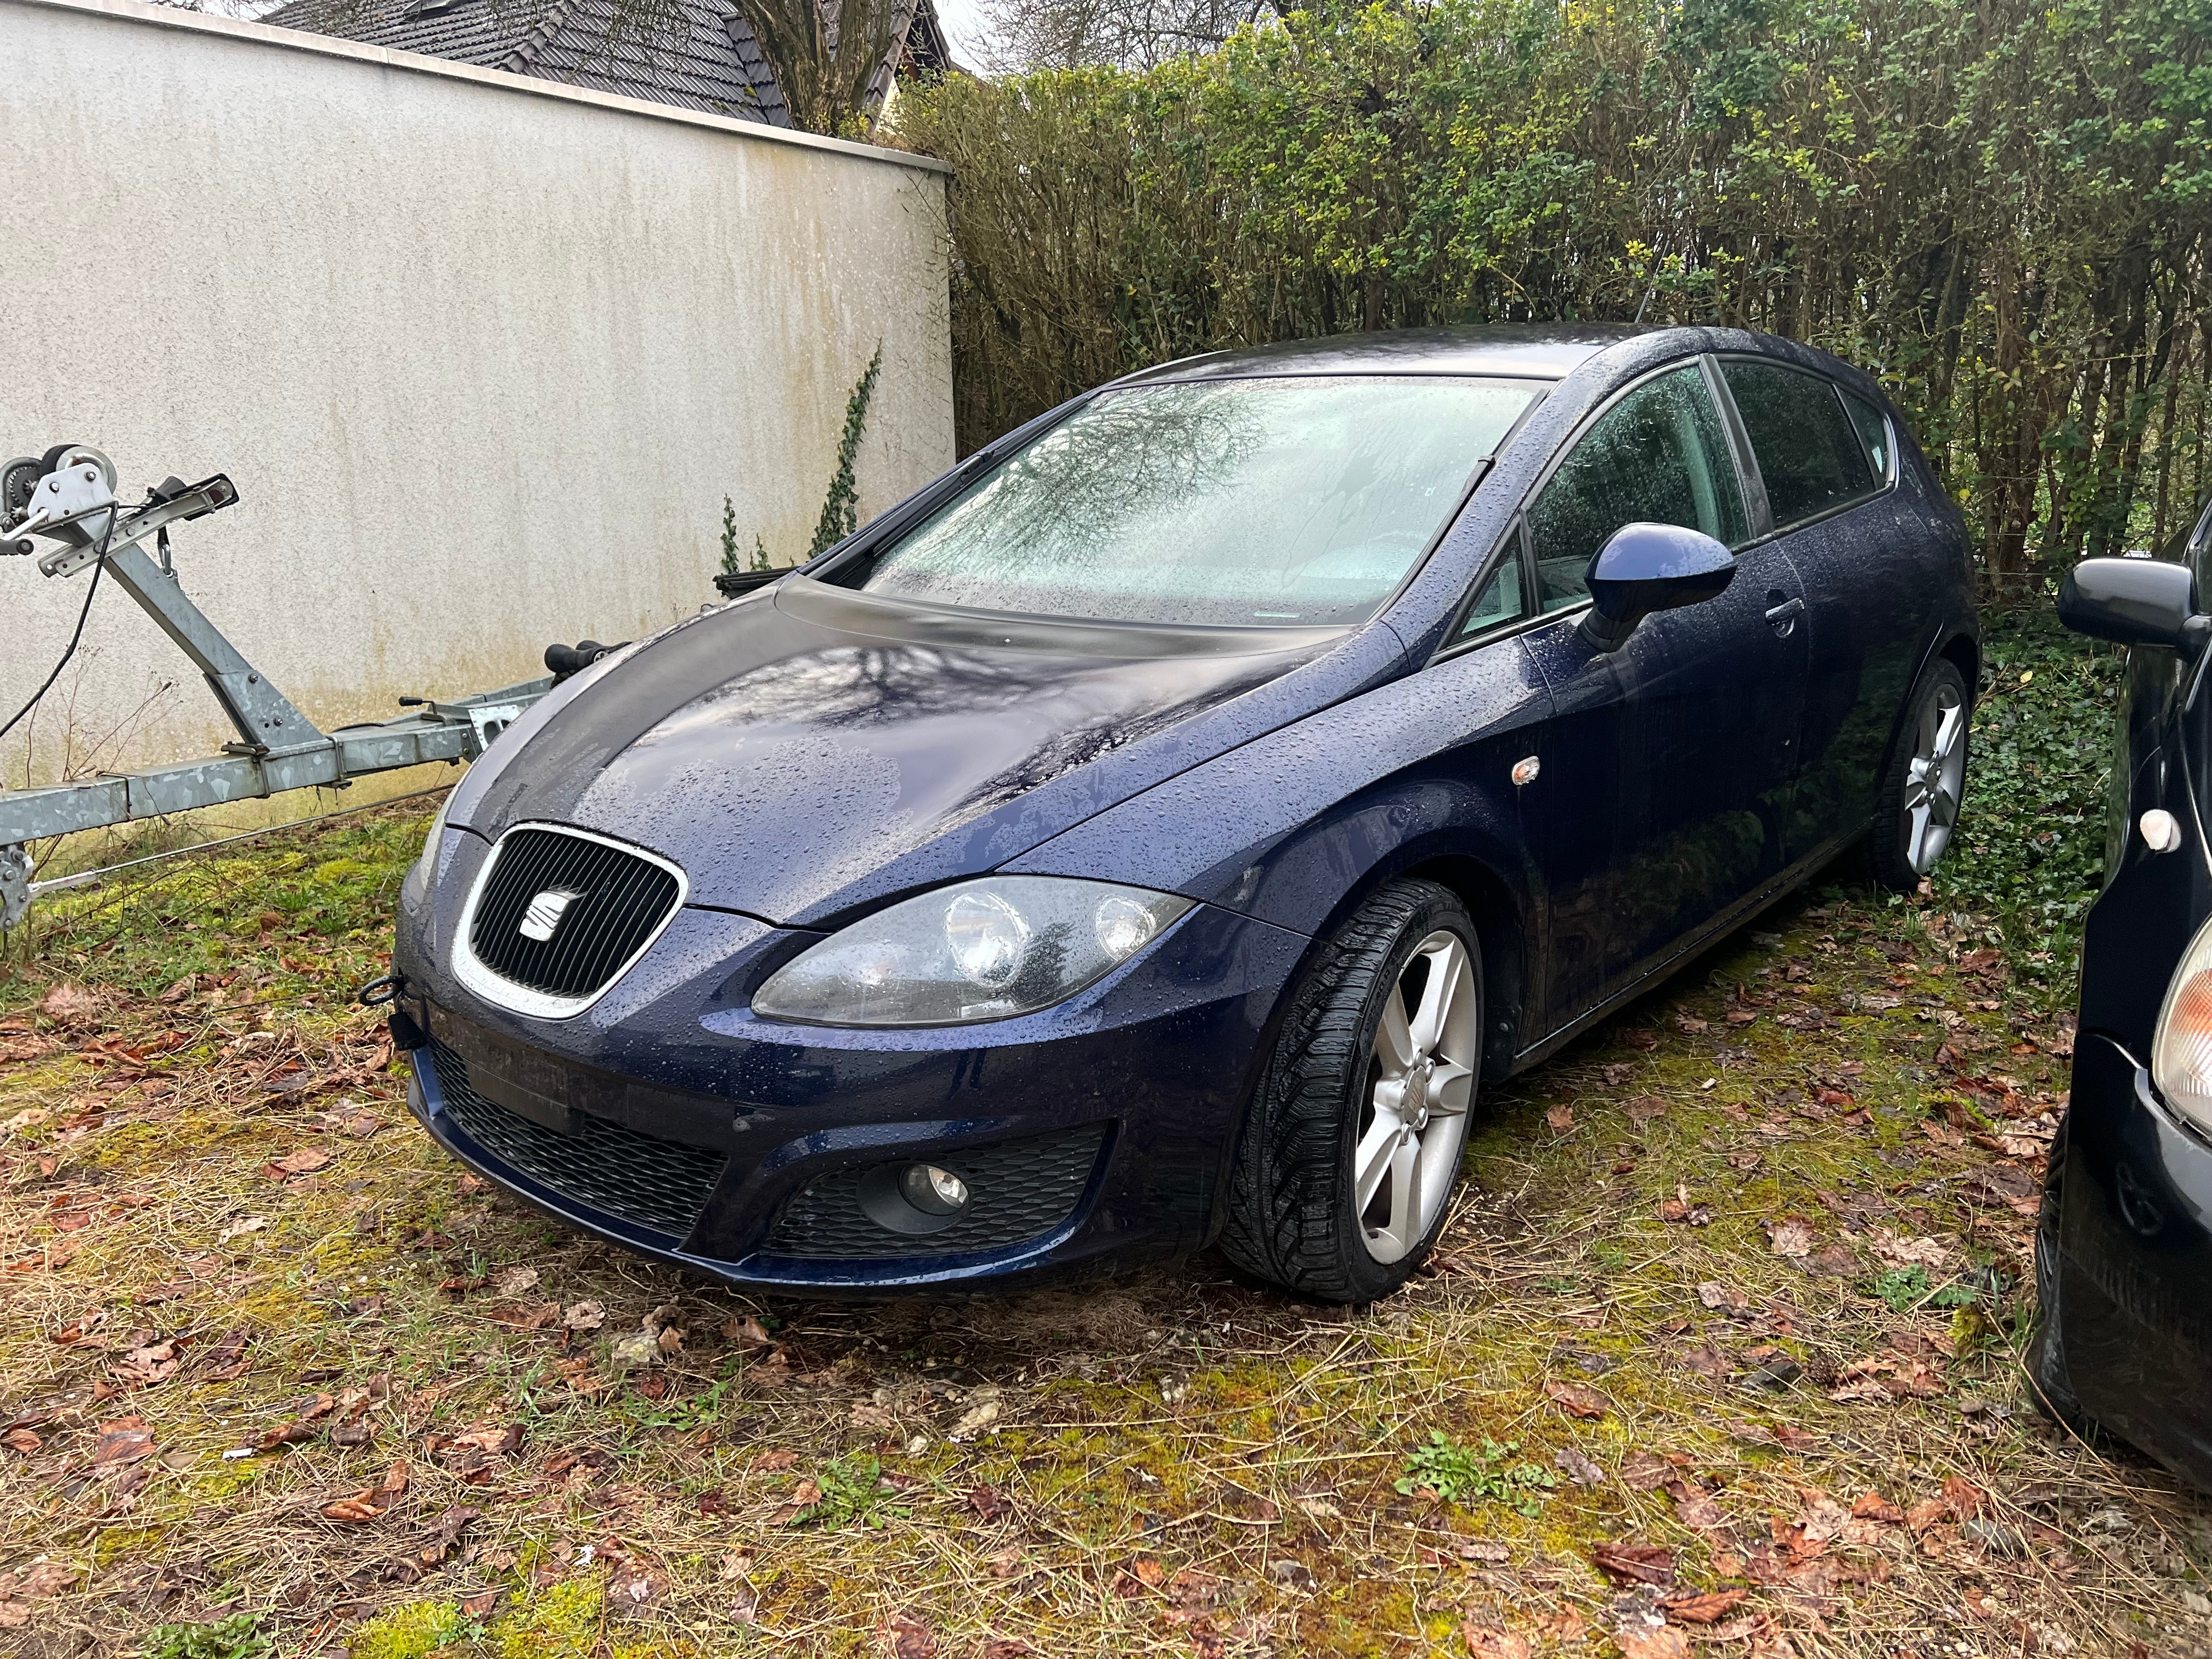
[1355,930,1478,1263]
[1903,682,1967,874]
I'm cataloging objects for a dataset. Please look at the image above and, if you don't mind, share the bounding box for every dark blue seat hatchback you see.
[391,325,1979,1302]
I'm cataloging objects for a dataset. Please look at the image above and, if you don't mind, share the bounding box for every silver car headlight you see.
[401,789,455,907]
[752,876,1193,1028]
[2153,913,2212,1133]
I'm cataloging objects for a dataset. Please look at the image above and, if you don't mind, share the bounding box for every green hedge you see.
[901,0,2212,591]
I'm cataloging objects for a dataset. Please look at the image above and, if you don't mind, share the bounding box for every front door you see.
[1516,360,1810,1016]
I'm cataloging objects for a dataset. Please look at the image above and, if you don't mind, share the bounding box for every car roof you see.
[1111,324,1655,386]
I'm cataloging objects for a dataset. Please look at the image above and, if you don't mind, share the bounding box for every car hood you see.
[452,577,1406,926]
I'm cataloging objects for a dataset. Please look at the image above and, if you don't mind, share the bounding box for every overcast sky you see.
[933,0,996,67]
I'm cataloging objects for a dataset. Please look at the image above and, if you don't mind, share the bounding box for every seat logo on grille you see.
[518,888,582,942]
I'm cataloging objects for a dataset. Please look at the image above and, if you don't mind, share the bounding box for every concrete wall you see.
[0,0,953,829]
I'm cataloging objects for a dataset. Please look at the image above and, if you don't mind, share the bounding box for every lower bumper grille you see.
[761,1125,1108,1259]
[426,1040,726,1241]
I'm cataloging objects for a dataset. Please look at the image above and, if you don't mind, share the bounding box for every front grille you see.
[467,827,680,1002]
[761,1125,1108,1259]
[427,1041,726,1240]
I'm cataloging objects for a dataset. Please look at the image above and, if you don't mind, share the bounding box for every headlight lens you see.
[402,790,455,905]
[752,876,1193,1027]
[2152,913,2212,1133]
[415,791,454,871]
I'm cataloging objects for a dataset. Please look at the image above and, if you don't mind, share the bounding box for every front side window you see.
[1842,389,1894,483]
[1723,361,1875,528]
[1452,543,1528,641]
[859,376,1541,628]
[1526,365,1748,612]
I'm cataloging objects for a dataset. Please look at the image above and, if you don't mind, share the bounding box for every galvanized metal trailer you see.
[1,444,554,926]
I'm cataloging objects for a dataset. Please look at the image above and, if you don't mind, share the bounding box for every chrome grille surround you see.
[451,822,687,1019]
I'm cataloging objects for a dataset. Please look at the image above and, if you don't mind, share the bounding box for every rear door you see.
[1715,358,1930,864]
[1515,360,1810,1014]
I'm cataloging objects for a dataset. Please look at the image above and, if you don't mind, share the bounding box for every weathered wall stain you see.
[1,0,954,800]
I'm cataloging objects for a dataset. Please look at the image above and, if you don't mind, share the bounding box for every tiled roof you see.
[263,0,800,126]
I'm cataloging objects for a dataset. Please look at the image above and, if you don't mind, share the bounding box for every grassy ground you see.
[4,624,2210,1658]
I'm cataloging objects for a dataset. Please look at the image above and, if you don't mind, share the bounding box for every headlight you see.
[752,876,1193,1027]
[416,790,454,872]
[2152,913,2212,1133]
[402,790,454,904]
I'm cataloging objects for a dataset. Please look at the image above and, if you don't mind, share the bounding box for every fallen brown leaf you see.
[1555,1446,1603,1486]
[1618,1449,1674,1491]
[1941,1475,1989,1519]
[1614,1624,1690,1659]
[969,1483,1009,1522]
[1698,1282,1750,1314]
[1664,1479,1728,1530]
[1662,1587,1748,1623]
[40,983,102,1025]
[1769,1219,1816,1258]
[1460,1626,1531,1659]
[1544,1379,1612,1419]
[267,1146,333,1177]
[1592,1542,1676,1585]
[88,1417,156,1465]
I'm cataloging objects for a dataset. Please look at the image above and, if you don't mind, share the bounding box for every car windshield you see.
[859,375,1542,627]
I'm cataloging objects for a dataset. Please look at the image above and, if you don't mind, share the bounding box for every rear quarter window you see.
[1722,360,1877,529]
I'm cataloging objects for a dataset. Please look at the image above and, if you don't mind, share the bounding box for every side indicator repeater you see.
[1511,756,1541,787]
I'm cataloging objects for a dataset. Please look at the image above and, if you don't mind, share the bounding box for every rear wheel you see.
[1221,879,1481,1303]
[1867,658,1970,893]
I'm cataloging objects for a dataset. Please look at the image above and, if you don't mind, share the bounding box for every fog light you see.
[902,1163,969,1215]
[856,1159,974,1235]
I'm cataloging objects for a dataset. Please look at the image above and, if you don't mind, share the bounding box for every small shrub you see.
[1396,1431,1558,1516]
[793,1452,911,1528]
[1867,1264,1980,1314]
[143,1616,272,1659]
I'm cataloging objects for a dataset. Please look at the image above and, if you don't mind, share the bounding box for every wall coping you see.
[6,0,953,175]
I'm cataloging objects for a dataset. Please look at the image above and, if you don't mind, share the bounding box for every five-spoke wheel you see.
[1356,930,1477,1263]
[1903,679,1967,874]
[1222,878,1482,1302]
[1869,658,1972,893]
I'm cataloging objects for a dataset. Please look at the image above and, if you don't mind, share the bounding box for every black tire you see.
[1221,878,1481,1304]
[1866,657,1971,894]
[2028,1109,2092,1433]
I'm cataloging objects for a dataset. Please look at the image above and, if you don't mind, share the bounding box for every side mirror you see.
[2058,557,2211,657]
[1578,522,1737,653]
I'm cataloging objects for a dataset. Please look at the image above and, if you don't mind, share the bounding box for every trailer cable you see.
[0,500,121,743]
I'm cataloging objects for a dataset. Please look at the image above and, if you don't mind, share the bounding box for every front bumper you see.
[395,831,1310,1291]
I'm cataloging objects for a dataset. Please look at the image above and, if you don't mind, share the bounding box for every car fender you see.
[1006,630,1550,1044]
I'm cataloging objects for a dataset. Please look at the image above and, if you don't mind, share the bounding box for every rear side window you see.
[1526,365,1747,612]
[1722,361,1875,528]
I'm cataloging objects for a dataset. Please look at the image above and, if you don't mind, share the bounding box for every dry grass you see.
[1,800,2209,1658]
